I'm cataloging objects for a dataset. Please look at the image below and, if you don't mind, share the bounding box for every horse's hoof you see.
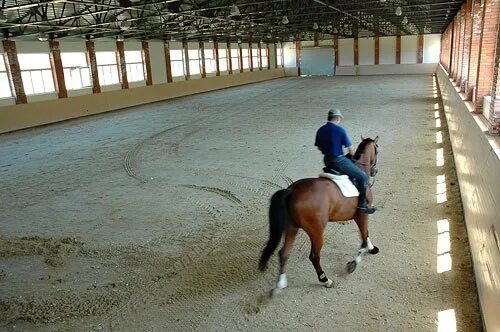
[321,279,334,288]
[272,287,283,296]
[346,261,357,273]
[369,246,379,255]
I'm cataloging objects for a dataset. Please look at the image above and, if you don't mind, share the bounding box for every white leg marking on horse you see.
[276,273,288,289]
[367,237,374,250]
[321,279,334,288]
[355,255,362,264]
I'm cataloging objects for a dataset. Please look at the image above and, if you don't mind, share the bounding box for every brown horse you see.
[259,136,380,292]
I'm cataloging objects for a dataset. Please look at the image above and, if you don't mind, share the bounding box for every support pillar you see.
[396,35,401,64]
[85,40,100,93]
[417,34,424,64]
[227,41,233,74]
[2,40,27,104]
[141,41,153,85]
[115,41,128,89]
[214,42,220,76]
[164,40,173,83]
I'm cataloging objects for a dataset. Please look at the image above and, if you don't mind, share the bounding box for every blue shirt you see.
[315,122,352,157]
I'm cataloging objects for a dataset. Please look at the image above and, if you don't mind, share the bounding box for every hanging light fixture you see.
[230,4,240,16]
[38,32,48,42]
[313,22,319,30]
[395,6,402,16]
[402,16,408,25]
[282,15,289,24]
[119,20,131,30]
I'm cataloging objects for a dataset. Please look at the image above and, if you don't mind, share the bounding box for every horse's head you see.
[354,136,379,177]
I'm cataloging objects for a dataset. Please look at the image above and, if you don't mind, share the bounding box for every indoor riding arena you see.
[0,1,499,331]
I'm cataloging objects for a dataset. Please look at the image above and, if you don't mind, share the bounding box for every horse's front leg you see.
[347,214,379,273]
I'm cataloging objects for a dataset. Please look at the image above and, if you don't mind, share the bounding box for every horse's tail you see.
[259,188,292,271]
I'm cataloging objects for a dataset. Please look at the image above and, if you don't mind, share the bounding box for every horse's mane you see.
[353,138,374,160]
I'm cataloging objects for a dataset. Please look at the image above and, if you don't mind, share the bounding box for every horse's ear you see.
[361,135,365,141]
[374,136,379,144]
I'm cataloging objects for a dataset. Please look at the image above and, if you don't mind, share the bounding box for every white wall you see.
[339,38,354,65]
[359,37,375,65]
[380,36,396,64]
[283,42,296,68]
[149,41,167,84]
[401,35,417,64]
[424,34,441,63]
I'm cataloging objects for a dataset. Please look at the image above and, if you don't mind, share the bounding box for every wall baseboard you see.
[0,69,285,134]
[336,63,438,75]
[437,64,500,332]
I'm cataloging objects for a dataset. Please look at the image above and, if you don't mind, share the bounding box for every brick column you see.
[313,33,319,48]
[164,40,173,83]
[374,36,380,65]
[227,41,233,74]
[249,42,254,72]
[489,20,500,134]
[141,41,153,85]
[452,17,459,78]
[266,43,271,70]
[238,43,243,73]
[460,0,473,92]
[2,40,27,104]
[333,36,339,67]
[214,42,220,76]
[85,40,100,94]
[115,41,128,89]
[467,0,483,100]
[183,40,190,80]
[474,0,500,112]
[456,7,465,84]
[199,41,206,78]
[449,23,455,75]
[48,40,67,98]
[295,40,301,76]
[257,42,262,70]
[396,35,401,64]
[354,36,359,65]
[417,34,424,64]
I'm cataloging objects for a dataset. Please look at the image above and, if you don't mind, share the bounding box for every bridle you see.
[354,142,379,187]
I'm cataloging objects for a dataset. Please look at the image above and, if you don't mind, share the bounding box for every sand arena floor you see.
[0,75,482,331]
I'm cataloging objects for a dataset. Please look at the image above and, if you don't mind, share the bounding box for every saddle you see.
[319,167,359,197]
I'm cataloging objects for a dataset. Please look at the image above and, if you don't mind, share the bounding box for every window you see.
[241,48,250,70]
[261,47,268,69]
[231,48,240,72]
[61,52,91,90]
[204,48,216,74]
[170,50,184,77]
[219,48,228,72]
[252,47,259,69]
[277,46,283,67]
[0,57,12,98]
[18,53,55,95]
[95,52,119,86]
[125,50,145,82]
[188,49,200,75]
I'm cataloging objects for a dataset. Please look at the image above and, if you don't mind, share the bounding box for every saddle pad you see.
[318,173,359,197]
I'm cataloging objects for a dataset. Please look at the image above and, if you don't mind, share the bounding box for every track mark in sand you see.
[122,124,185,182]
[281,174,294,186]
[181,184,243,205]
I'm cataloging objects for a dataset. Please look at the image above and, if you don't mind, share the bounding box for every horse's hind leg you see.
[275,226,298,292]
[307,229,334,288]
[347,214,380,273]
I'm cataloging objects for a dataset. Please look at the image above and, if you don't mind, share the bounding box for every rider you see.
[314,107,376,214]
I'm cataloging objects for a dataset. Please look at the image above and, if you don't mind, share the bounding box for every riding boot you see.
[357,186,376,214]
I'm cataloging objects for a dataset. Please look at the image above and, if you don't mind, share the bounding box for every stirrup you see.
[357,205,377,214]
